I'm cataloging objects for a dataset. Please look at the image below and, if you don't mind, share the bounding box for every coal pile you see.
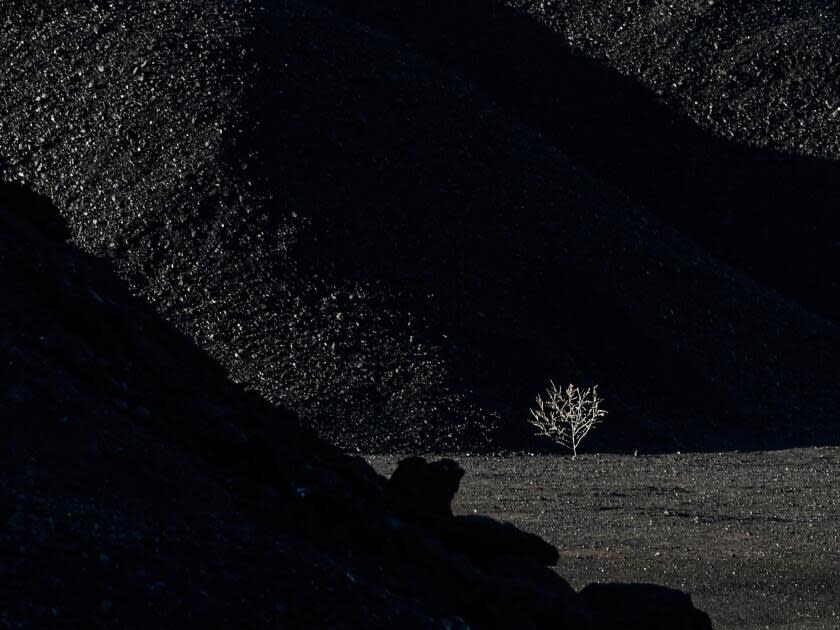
[1,1,837,450]
[3,1,833,625]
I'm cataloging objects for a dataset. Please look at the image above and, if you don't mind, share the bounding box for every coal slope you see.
[0,182,713,628]
[1,0,838,453]
[324,0,840,323]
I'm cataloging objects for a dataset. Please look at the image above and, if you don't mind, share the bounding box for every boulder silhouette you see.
[388,456,465,517]
[580,582,713,629]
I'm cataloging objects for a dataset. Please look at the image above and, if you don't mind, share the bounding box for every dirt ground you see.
[369,448,840,629]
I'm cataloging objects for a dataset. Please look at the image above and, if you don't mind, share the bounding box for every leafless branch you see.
[528,382,607,458]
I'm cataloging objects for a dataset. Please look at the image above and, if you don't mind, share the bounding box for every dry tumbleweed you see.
[529,382,607,458]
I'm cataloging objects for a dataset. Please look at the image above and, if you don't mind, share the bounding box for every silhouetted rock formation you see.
[389,457,465,517]
[389,457,559,568]
[580,583,713,630]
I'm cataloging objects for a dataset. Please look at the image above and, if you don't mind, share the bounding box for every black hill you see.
[2,0,836,453]
[3,1,839,626]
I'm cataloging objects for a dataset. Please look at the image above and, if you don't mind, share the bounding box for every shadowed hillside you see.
[321,0,840,322]
[1,0,837,453]
[0,181,712,628]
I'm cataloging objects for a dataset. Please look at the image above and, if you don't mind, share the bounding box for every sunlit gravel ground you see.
[368,448,840,630]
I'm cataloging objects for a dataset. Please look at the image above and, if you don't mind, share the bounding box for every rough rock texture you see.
[1,0,837,453]
[0,182,713,627]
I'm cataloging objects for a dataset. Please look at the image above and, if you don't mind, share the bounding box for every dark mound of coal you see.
[509,0,840,322]
[0,182,711,628]
[510,0,840,160]
[323,0,840,322]
[1,1,837,453]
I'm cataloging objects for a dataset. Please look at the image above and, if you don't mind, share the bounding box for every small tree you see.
[528,382,607,458]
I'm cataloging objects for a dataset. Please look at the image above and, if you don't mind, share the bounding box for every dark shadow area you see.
[317,0,840,324]
[235,1,838,453]
[0,180,712,627]
[3,1,835,454]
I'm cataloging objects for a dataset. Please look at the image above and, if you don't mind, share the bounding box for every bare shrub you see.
[528,382,607,458]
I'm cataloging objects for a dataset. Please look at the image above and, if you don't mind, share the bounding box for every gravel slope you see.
[510,0,840,160]
[1,0,837,452]
[319,0,840,319]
